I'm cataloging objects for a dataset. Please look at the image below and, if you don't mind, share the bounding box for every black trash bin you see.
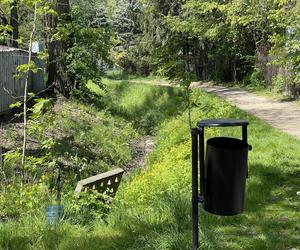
[204,137,248,216]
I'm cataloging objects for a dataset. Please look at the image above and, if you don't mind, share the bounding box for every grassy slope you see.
[101,78,187,134]
[54,100,139,175]
[0,79,299,249]
[0,98,139,219]
[99,82,300,249]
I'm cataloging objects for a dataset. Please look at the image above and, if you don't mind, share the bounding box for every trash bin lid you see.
[197,118,249,128]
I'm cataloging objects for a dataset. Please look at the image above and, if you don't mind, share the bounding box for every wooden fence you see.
[0,46,45,114]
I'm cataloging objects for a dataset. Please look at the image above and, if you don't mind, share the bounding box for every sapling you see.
[21,1,38,184]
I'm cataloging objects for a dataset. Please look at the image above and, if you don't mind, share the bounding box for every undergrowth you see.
[0,99,138,220]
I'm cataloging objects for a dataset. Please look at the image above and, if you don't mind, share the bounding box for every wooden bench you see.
[75,168,124,196]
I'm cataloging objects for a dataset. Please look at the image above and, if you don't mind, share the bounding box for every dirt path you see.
[123,136,155,175]
[192,82,300,139]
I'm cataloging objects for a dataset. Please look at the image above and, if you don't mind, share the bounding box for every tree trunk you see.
[191,38,202,80]
[257,42,271,87]
[46,0,73,97]
[10,0,18,48]
[200,50,208,80]
[233,58,237,83]
[0,7,9,46]
[56,164,62,206]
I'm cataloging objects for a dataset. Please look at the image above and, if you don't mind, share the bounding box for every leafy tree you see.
[65,0,113,88]
[44,0,113,96]
[113,0,141,48]
[112,0,146,74]
[10,0,18,47]
[46,0,73,96]
[270,0,300,96]
[0,5,10,45]
[138,0,300,95]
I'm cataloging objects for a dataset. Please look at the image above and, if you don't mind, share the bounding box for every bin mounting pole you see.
[191,128,199,250]
[199,127,205,197]
[192,127,206,250]
[242,125,247,143]
[242,124,250,178]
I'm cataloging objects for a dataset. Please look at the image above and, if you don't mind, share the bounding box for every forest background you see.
[1,0,300,97]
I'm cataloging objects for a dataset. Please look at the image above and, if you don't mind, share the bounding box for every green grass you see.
[104,70,164,82]
[101,86,299,249]
[101,78,187,134]
[54,100,139,175]
[0,79,299,249]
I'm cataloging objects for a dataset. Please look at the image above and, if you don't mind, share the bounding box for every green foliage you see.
[102,78,187,134]
[111,0,149,75]
[2,97,55,183]
[105,69,127,80]
[13,61,40,82]
[243,68,266,88]
[30,98,54,119]
[64,188,111,225]
[0,182,49,220]
[1,95,138,221]
[9,101,22,109]
[269,1,300,95]
[138,0,257,82]
[0,99,56,219]
[50,0,112,93]
[134,0,300,96]
[0,0,57,48]
[16,61,38,74]
[285,4,300,91]
[0,24,12,44]
[86,80,106,96]
[272,74,286,93]
[56,101,138,177]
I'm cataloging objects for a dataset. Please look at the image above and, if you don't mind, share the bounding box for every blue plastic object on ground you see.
[46,205,64,225]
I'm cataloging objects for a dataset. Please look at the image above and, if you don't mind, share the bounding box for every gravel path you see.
[192,83,300,139]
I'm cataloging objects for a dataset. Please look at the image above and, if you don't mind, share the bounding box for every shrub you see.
[242,67,265,88]
[0,182,49,220]
[63,189,111,225]
[272,74,286,93]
